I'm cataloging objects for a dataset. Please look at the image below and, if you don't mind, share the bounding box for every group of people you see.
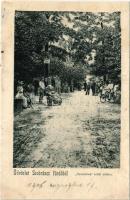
[99,80,121,100]
[15,76,121,110]
[62,80,74,93]
[84,80,97,96]
[15,76,62,109]
[84,79,120,99]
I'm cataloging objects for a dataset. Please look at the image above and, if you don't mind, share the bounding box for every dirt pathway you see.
[14,91,120,168]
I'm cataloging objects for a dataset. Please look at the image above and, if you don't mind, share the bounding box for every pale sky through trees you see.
[53,12,117,65]
[15,11,120,82]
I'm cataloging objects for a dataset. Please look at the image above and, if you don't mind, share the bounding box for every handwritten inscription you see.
[27,181,47,191]
[49,181,96,192]
[27,180,96,192]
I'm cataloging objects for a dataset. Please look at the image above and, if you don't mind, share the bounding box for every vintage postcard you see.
[1,1,129,200]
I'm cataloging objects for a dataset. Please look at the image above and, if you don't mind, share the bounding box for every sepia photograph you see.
[13,11,121,168]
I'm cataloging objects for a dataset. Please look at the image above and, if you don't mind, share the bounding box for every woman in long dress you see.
[89,81,93,96]
[89,87,93,96]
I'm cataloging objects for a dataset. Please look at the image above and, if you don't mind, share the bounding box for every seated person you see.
[45,84,54,95]
[15,81,28,108]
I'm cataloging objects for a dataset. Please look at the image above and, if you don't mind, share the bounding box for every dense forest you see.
[15,11,121,84]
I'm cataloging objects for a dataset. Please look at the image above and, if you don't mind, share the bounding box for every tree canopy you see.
[15,11,121,83]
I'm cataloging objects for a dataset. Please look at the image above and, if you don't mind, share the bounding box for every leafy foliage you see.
[15,11,121,83]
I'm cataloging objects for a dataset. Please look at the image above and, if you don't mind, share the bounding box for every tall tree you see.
[15,11,121,83]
